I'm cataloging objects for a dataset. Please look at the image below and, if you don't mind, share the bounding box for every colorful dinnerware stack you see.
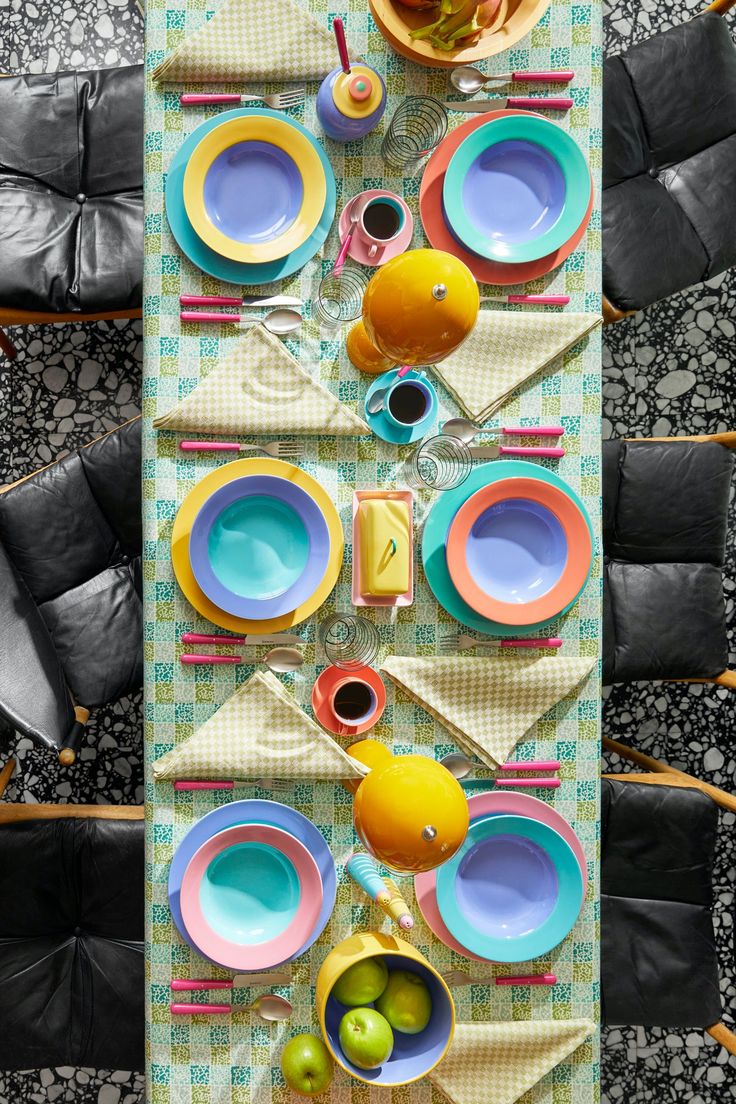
[172,458,344,632]
[165,109,336,285]
[169,799,336,970]
[420,110,593,285]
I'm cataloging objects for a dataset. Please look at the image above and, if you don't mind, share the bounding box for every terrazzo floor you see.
[0,0,734,1100]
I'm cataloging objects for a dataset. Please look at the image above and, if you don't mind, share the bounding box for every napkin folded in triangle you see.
[428,1020,595,1104]
[433,311,601,423]
[152,0,357,83]
[153,325,370,437]
[381,655,595,768]
[153,670,368,781]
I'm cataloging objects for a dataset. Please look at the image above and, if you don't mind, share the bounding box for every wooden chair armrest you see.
[602,295,635,325]
[703,0,736,15]
[0,307,142,326]
[0,759,16,799]
[707,1022,736,1055]
[625,432,736,449]
[0,804,144,822]
[603,736,736,814]
[677,670,736,689]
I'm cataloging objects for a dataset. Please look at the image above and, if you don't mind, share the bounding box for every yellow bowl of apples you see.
[369,0,552,68]
[316,931,455,1086]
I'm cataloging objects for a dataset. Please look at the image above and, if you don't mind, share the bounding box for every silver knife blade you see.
[243,633,304,645]
[442,99,509,112]
[240,294,302,307]
[232,971,291,987]
[468,445,502,459]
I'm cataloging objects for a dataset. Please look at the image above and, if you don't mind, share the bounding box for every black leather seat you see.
[602,778,723,1030]
[0,65,143,314]
[603,438,732,684]
[603,13,736,314]
[0,418,142,758]
[0,812,144,1071]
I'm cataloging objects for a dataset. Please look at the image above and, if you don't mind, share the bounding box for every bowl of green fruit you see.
[316,931,455,1086]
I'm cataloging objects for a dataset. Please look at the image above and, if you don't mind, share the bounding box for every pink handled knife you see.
[496,974,557,985]
[172,973,291,990]
[180,654,241,665]
[481,294,571,306]
[443,97,574,112]
[181,632,303,645]
[468,445,566,459]
[180,294,301,308]
[499,760,561,771]
[500,426,564,436]
[171,1003,232,1014]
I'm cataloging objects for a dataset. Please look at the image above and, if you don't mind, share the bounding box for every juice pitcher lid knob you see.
[349,75,373,102]
[422,825,438,841]
[432,283,448,301]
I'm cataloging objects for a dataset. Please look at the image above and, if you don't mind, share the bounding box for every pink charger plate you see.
[414,790,588,961]
[181,823,323,971]
[419,109,594,286]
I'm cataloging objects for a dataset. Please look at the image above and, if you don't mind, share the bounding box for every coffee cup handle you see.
[367,242,383,260]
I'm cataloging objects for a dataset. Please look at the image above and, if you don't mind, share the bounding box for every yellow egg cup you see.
[170,457,344,633]
[183,115,327,264]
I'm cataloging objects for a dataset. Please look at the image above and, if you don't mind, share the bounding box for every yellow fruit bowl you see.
[183,114,327,264]
[369,0,552,68]
[316,931,455,1086]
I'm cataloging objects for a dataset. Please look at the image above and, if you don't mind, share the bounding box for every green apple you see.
[332,956,389,1006]
[280,1033,334,1097]
[375,970,432,1034]
[339,1007,394,1070]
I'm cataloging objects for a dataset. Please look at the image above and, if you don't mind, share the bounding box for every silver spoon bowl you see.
[442,417,480,443]
[246,994,292,1021]
[264,646,304,674]
[240,308,302,336]
[451,65,490,95]
[440,751,476,779]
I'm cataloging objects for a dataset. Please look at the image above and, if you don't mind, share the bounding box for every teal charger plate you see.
[435,814,584,962]
[421,459,594,635]
[165,108,336,284]
[443,116,591,264]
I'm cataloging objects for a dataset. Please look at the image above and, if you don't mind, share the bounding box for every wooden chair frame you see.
[0,308,142,361]
[603,0,736,323]
[603,736,736,1054]
[614,431,736,688]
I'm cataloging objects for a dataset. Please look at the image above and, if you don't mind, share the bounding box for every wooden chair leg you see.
[706,1022,736,1055]
[59,705,90,767]
[0,327,17,360]
[603,736,736,814]
[0,758,16,798]
[674,670,736,689]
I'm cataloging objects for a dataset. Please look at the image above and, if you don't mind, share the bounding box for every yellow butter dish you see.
[352,490,414,607]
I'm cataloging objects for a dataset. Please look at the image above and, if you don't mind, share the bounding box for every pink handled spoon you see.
[180,308,301,333]
[452,67,574,93]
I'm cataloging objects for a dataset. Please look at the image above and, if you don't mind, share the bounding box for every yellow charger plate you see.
[183,115,327,264]
[171,458,344,632]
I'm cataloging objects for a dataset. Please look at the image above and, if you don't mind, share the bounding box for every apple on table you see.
[280,1034,334,1097]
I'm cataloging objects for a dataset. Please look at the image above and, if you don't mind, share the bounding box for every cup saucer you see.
[339,189,414,266]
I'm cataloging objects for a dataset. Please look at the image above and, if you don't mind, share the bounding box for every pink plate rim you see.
[181,822,323,970]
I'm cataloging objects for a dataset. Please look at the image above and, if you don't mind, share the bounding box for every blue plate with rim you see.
[165,108,336,284]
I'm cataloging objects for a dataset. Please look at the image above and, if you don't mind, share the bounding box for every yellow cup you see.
[316,931,455,1086]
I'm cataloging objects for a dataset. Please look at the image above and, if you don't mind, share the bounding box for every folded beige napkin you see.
[381,655,595,768]
[433,311,601,423]
[153,0,357,83]
[153,670,368,781]
[428,1020,595,1104]
[153,325,370,437]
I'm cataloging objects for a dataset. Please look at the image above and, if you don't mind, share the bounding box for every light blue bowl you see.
[201,841,300,945]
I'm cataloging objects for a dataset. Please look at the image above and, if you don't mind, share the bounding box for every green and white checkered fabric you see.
[143,0,602,1100]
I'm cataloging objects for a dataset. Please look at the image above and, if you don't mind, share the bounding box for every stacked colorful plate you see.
[420,110,593,285]
[172,458,344,632]
[415,791,586,962]
[422,459,593,635]
[165,108,336,285]
[169,799,336,969]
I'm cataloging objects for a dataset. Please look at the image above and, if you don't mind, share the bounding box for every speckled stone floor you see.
[1,0,734,1101]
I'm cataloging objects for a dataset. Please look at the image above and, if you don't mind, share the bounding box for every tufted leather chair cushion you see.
[602,779,722,1029]
[0,65,143,314]
[0,419,142,747]
[603,439,732,684]
[0,815,144,1071]
[603,14,736,313]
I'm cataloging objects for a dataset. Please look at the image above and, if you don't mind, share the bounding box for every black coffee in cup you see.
[333,680,375,722]
[362,200,402,241]
[387,382,429,426]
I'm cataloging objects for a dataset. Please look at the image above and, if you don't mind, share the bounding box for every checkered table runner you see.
[143,1,602,1100]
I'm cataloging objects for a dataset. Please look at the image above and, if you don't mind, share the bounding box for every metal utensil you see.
[179,440,302,459]
[174,778,294,791]
[180,308,302,334]
[481,294,571,306]
[264,646,304,674]
[441,417,481,443]
[180,90,306,110]
[462,776,561,789]
[333,197,364,277]
[365,366,413,414]
[442,969,557,987]
[181,632,304,646]
[180,294,302,308]
[441,419,565,443]
[450,66,575,94]
[469,444,565,459]
[440,752,561,779]
[170,994,293,1019]
[443,97,573,112]
[441,633,563,651]
[172,973,291,991]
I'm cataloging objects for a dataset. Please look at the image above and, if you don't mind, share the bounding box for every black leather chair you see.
[0,64,143,359]
[0,764,144,1072]
[0,418,142,763]
[603,5,736,321]
[602,771,736,1055]
[603,433,735,686]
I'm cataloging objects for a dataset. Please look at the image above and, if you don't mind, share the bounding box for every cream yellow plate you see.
[171,458,344,632]
[183,115,327,264]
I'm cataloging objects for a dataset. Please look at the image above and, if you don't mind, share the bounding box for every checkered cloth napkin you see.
[152,0,358,83]
[381,655,595,768]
